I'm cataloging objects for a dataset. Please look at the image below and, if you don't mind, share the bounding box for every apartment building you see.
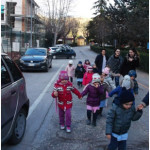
[1,0,45,57]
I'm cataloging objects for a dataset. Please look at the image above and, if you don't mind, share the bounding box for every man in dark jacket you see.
[95,49,108,74]
[106,89,142,150]
[107,48,124,86]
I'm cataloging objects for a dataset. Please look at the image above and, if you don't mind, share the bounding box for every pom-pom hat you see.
[59,71,69,81]
[92,73,100,83]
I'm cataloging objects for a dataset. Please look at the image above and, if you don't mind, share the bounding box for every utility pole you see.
[30,0,32,47]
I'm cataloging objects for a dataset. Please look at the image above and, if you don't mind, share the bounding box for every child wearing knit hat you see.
[75,61,86,88]
[106,88,142,150]
[81,73,104,126]
[82,66,94,86]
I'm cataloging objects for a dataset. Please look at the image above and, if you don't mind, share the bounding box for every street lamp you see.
[30,0,33,47]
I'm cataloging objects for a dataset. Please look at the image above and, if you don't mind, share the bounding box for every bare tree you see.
[46,0,73,46]
[71,18,79,44]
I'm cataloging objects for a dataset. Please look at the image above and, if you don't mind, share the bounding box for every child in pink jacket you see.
[82,66,94,86]
[65,60,75,82]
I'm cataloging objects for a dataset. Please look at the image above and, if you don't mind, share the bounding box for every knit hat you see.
[102,67,110,75]
[87,66,93,71]
[59,71,69,81]
[92,73,100,83]
[119,88,135,104]
[68,60,73,64]
[78,61,82,64]
[128,70,137,78]
[121,75,131,89]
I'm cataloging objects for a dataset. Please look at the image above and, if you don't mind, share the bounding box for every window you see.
[1,5,4,20]
[3,55,23,82]
[1,61,11,87]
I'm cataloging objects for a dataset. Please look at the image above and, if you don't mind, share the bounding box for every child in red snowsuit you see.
[51,71,82,133]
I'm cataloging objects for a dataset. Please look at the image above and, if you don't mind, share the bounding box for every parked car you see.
[48,47,59,54]
[51,47,76,59]
[1,53,29,144]
[19,48,52,72]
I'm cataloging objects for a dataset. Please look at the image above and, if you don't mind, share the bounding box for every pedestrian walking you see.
[107,48,124,87]
[102,67,116,90]
[81,73,104,126]
[75,61,85,88]
[128,70,138,95]
[82,66,93,86]
[83,59,91,72]
[120,48,139,76]
[109,75,134,105]
[99,74,111,116]
[65,60,75,82]
[95,49,108,74]
[106,89,143,150]
[51,71,82,133]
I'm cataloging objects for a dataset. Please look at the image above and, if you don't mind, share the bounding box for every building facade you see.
[1,0,45,59]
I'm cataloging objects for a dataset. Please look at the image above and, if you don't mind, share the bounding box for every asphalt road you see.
[2,46,149,150]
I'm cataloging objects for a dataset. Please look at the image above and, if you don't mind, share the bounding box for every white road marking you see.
[27,64,64,119]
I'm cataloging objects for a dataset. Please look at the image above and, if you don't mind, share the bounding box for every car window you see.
[25,48,46,56]
[1,60,11,88]
[3,55,23,82]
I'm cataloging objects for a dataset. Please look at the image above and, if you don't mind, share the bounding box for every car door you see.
[1,58,18,142]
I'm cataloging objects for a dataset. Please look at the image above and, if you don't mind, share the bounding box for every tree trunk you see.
[53,32,57,46]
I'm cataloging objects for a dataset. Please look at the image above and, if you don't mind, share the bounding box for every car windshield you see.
[25,48,46,56]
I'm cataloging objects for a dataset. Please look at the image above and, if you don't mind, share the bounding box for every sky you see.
[35,0,114,18]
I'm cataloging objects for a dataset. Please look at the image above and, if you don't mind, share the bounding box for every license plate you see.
[28,63,35,66]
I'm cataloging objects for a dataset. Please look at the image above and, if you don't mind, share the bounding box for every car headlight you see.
[20,59,24,63]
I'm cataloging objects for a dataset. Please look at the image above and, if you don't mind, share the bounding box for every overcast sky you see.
[35,0,114,18]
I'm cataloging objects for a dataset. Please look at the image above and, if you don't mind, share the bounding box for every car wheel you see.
[8,109,26,145]
[53,55,56,59]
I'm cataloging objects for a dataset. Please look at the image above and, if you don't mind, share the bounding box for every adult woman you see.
[120,49,139,76]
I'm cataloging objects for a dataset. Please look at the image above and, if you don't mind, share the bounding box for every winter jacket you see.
[107,54,124,73]
[104,75,116,90]
[95,54,108,74]
[120,54,139,76]
[81,83,104,107]
[142,92,149,107]
[106,104,142,135]
[131,79,138,94]
[75,66,85,78]
[51,80,82,111]
[109,86,134,105]
[100,81,111,101]
[65,65,75,77]
[82,72,93,86]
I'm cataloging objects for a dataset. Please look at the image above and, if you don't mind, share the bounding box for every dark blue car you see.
[19,48,52,72]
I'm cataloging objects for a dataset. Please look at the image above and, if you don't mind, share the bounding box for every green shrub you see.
[90,45,149,73]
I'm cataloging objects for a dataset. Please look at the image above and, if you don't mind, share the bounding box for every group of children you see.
[51,59,142,150]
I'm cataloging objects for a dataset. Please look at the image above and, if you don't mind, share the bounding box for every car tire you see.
[8,109,27,145]
[53,55,56,59]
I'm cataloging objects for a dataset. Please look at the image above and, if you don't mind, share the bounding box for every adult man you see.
[107,48,124,86]
[95,49,108,74]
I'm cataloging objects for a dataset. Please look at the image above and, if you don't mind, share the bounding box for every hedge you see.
[90,45,149,73]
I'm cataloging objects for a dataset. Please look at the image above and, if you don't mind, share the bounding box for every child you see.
[99,74,111,116]
[51,71,82,133]
[128,70,138,95]
[92,63,99,73]
[102,67,116,90]
[81,73,104,126]
[82,66,94,86]
[65,60,75,82]
[109,75,134,105]
[83,59,91,72]
[106,89,142,150]
[75,61,85,88]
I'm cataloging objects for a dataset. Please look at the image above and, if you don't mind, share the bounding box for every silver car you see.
[1,53,29,144]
